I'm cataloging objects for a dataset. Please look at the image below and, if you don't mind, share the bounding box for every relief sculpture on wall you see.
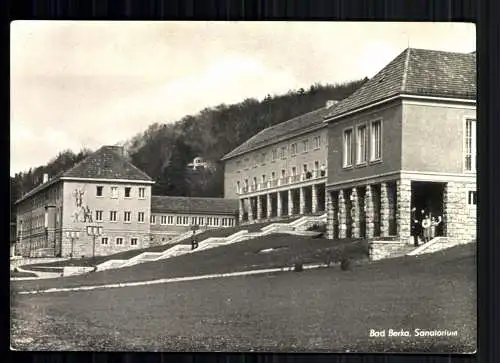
[72,188,93,223]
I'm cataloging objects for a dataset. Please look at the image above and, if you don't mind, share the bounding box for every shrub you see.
[307,223,327,233]
[293,263,304,272]
[340,258,351,271]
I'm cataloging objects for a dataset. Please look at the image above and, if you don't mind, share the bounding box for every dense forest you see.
[10,79,367,221]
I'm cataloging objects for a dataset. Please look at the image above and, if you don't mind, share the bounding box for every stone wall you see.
[443,181,477,244]
[369,241,414,261]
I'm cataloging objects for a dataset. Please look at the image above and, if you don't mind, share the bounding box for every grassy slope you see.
[13,234,367,291]
[10,243,476,352]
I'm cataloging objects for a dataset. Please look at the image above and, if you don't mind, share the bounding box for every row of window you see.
[151,215,235,227]
[343,119,382,168]
[236,160,326,191]
[237,135,322,169]
[95,185,146,199]
[95,210,146,223]
[101,237,138,246]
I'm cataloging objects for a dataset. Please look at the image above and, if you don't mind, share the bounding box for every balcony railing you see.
[237,169,327,195]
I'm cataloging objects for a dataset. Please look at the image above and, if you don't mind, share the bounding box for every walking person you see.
[421,214,432,243]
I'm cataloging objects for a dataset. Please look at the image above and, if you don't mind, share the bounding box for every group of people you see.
[411,207,442,247]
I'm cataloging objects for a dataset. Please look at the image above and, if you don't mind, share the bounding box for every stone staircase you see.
[406,237,472,256]
[95,214,327,272]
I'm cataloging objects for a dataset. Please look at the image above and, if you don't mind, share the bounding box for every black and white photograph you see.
[10,21,477,353]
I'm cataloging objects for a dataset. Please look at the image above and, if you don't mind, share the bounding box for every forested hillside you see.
[10,79,366,220]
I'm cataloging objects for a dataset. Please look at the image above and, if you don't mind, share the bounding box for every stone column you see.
[277,192,282,217]
[238,199,244,222]
[380,182,389,237]
[338,189,347,239]
[396,179,412,243]
[299,187,305,215]
[351,187,360,238]
[365,185,375,239]
[256,195,262,221]
[247,198,254,223]
[312,184,318,214]
[266,194,272,219]
[288,189,294,217]
[326,191,334,239]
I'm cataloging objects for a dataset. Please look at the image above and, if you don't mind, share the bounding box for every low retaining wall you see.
[63,266,96,276]
[10,256,69,271]
[369,241,413,261]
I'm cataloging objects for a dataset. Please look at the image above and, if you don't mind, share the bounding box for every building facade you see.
[150,196,238,244]
[324,48,476,245]
[14,145,238,258]
[222,104,337,223]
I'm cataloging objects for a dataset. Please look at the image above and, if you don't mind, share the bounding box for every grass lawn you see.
[22,217,304,269]
[10,243,476,352]
[10,270,38,278]
[12,234,368,292]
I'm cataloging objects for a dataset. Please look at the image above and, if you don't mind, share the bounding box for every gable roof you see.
[221,106,332,161]
[61,145,153,181]
[324,48,476,121]
[151,196,238,215]
[15,146,153,205]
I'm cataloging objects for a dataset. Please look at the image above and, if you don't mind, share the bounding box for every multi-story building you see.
[323,48,476,245]
[222,102,337,223]
[14,145,238,258]
[150,196,238,244]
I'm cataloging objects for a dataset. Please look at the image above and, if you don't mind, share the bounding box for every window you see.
[253,177,257,186]
[183,216,189,225]
[313,136,321,149]
[191,217,197,225]
[357,124,368,164]
[167,216,174,225]
[124,211,131,222]
[207,217,213,226]
[244,179,249,189]
[236,181,240,193]
[281,169,286,178]
[150,215,156,224]
[131,238,138,246]
[161,216,167,225]
[280,146,287,160]
[303,139,309,153]
[271,171,276,180]
[138,212,145,223]
[138,187,146,199]
[314,161,319,170]
[261,152,266,163]
[111,186,119,198]
[262,174,266,183]
[343,128,353,167]
[176,216,182,225]
[101,237,108,245]
[370,120,382,161]
[291,166,297,175]
[464,119,477,172]
[291,143,297,156]
[124,187,131,198]
[116,237,123,245]
[95,210,103,222]
[214,217,219,226]
[110,211,117,222]
[199,217,204,225]
[96,186,103,197]
[272,149,278,161]
[468,191,477,206]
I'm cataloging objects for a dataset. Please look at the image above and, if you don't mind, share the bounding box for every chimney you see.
[326,100,338,108]
[43,173,49,183]
[105,145,125,157]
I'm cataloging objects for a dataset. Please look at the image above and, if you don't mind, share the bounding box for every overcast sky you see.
[10,21,475,176]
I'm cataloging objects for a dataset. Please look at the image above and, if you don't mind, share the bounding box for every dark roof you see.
[62,145,153,181]
[221,106,332,161]
[325,48,476,120]
[151,196,238,215]
[15,146,153,204]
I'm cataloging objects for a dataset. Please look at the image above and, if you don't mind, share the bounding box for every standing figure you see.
[411,207,421,246]
[421,214,432,243]
[431,215,442,238]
